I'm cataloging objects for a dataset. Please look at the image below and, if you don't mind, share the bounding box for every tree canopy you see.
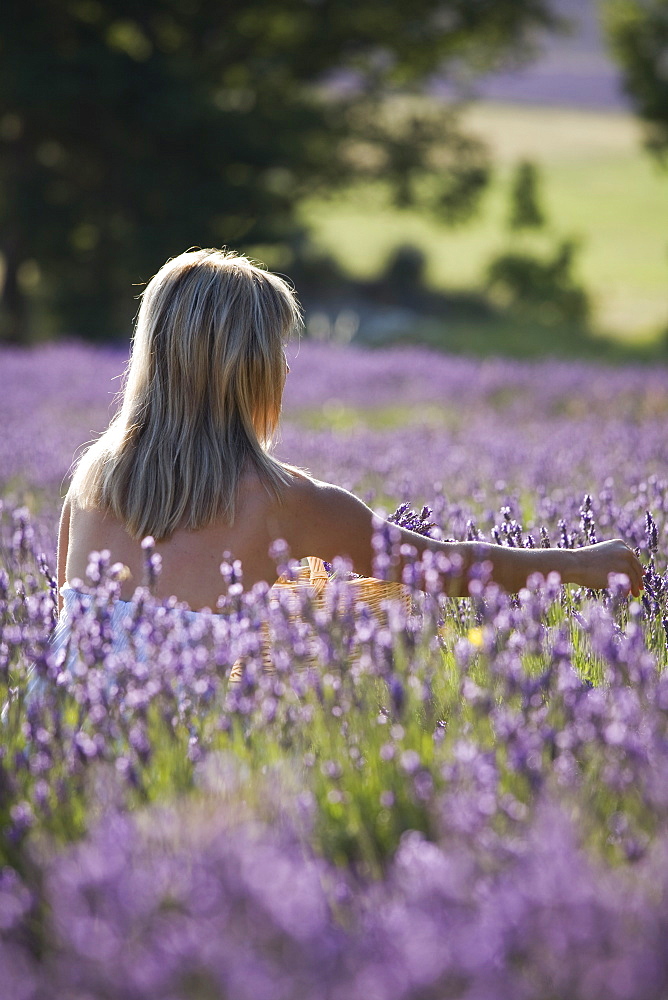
[0,0,560,340]
[603,0,668,159]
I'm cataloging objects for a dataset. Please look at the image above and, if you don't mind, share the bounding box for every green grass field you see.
[298,103,668,345]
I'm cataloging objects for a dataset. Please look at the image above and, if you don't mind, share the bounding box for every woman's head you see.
[71,249,302,540]
[127,248,300,443]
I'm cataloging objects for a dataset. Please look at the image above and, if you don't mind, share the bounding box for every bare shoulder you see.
[68,493,107,529]
[280,470,372,520]
[60,489,72,523]
[275,470,375,574]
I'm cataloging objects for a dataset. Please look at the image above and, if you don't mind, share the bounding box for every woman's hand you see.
[570,539,644,597]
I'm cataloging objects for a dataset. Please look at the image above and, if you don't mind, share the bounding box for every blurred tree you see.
[602,0,668,159]
[383,244,427,295]
[508,160,545,230]
[486,238,589,325]
[0,0,561,341]
[489,159,589,327]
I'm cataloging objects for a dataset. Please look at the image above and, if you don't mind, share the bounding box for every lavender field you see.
[3,341,668,998]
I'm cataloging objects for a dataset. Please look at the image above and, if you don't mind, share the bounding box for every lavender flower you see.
[2,341,668,995]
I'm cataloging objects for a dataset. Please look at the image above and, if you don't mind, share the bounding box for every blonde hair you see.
[70,248,302,540]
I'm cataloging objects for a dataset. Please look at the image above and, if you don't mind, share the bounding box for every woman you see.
[57,248,643,621]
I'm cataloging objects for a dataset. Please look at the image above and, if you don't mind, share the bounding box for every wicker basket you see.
[228,557,411,683]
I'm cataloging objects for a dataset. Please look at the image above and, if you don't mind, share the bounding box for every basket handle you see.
[307,556,330,595]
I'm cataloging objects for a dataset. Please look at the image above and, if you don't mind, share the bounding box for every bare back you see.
[62,470,318,610]
[59,469,384,611]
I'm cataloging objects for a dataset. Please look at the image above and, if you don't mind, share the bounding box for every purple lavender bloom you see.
[3,342,668,995]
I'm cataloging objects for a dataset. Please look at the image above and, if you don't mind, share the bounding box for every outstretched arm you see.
[447,537,643,597]
[277,478,644,597]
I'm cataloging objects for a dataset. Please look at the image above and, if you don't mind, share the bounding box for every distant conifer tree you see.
[508,160,545,231]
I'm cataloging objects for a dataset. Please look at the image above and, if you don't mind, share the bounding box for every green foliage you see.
[486,160,590,328]
[0,0,561,341]
[384,244,429,294]
[508,160,545,230]
[486,238,590,325]
[602,0,668,159]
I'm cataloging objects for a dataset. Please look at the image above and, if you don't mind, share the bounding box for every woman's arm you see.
[56,495,71,613]
[279,479,644,597]
[447,537,643,597]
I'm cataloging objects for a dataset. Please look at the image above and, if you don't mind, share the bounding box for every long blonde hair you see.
[70,248,302,540]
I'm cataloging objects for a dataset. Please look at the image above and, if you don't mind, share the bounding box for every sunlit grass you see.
[298,103,668,343]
